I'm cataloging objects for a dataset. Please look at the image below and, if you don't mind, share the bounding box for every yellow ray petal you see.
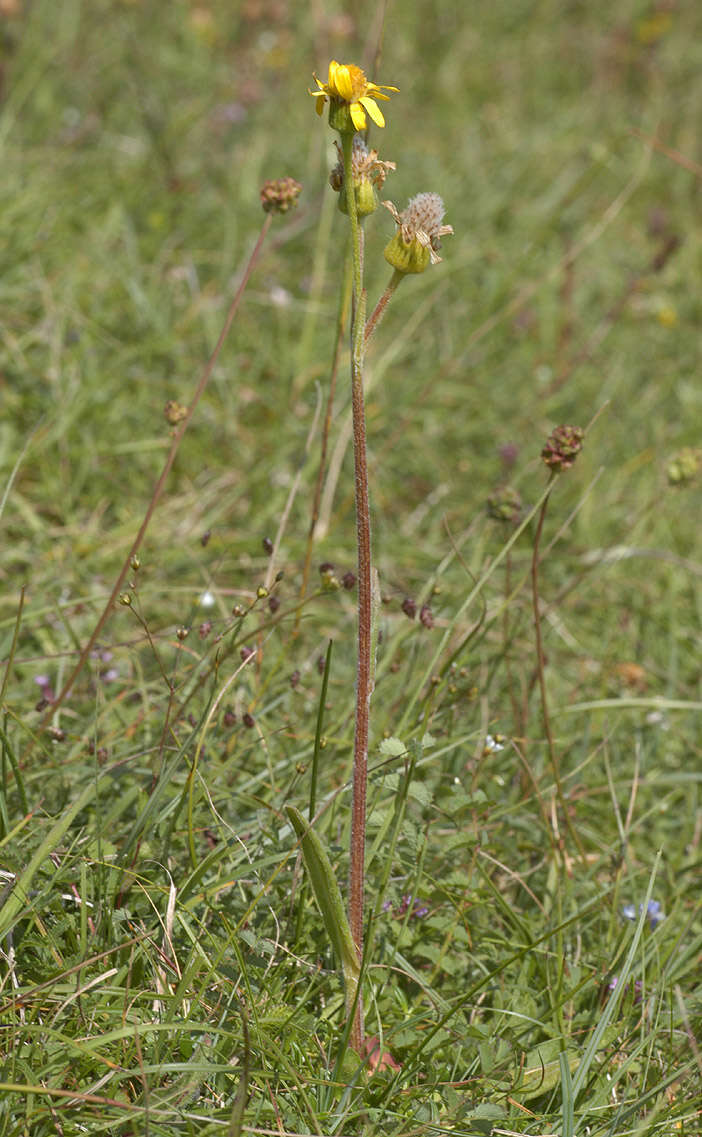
[334,65,355,102]
[349,101,367,130]
[360,96,385,128]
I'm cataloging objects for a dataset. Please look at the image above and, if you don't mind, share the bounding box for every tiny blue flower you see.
[646,899,663,929]
[622,899,664,930]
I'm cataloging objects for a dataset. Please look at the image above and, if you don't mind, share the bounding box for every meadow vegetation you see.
[1,0,701,1133]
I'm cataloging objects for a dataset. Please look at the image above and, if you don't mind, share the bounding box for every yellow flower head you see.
[310,60,398,132]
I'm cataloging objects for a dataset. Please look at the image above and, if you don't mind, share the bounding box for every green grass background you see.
[1,0,701,1133]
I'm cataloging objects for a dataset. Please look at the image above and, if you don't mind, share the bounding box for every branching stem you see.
[365,269,404,344]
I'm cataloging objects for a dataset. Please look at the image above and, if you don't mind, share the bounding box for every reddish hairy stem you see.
[348,323,371,1055]
[365,269,403,344]
[341,128,370,1054]
[349,343,372,944]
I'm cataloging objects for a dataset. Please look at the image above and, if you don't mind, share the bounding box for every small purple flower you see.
[622,899,664,930]
[386,894,429,920]
[34,675,55,702]
[499,441,519,468]
[608,976,643,1003]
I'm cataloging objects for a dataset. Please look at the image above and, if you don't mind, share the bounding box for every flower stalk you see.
[305,60,452,1055]
[342,127,372,1053]
[365,269,404,344]
[532,427,587,863]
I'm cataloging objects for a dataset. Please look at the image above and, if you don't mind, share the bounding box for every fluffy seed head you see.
[383,193,453,273]
[403,193,448,246]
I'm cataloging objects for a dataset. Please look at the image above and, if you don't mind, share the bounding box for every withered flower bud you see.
[319,563,340,591]
[667,447,701,486]
[419,604,434,629]
[164,400,188,426]
[260,177,302,214]
[541,425,584,473]
[487,485,522,523]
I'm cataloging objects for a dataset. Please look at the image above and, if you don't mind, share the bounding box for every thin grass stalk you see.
[531,481,586,862]
[0,771,115,939]
[292,638,334,946]
[396,482,554,735]
[296,254,353,630]
[39,216,273,728]
[342,128,371,1053]
[310,640,333,821]
[0,718,28,821]
[502,553,525,742]
[0,586,24,712]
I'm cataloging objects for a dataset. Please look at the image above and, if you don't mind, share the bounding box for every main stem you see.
[343,130,371,1053]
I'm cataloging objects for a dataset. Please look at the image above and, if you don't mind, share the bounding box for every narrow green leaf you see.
[0,773,112,939]
[517,1051,579,1102]
[570,854,662,1103]
[560,1051,575,1137]
[285,805,360,997]
[228,997,250,1137]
